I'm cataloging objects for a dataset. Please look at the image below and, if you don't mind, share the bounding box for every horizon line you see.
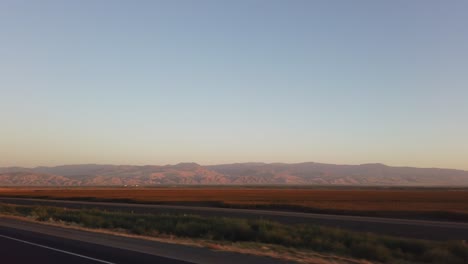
[2,161,467,172]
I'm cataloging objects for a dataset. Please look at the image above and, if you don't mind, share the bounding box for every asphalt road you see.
[1,197,468,240]
[0,218,291,264]
[0,225,191,264]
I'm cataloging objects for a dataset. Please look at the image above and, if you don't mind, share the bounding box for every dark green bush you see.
[350,242,392,262]
[422,248,465,264]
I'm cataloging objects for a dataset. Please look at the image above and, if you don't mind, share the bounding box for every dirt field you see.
[1,187,467,220]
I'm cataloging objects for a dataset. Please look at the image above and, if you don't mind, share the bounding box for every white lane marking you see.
[0,234,116,264]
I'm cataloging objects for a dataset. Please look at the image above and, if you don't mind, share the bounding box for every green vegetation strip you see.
[0,203,467,264]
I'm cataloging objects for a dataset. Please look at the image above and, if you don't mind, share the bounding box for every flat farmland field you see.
[1,187,468,221]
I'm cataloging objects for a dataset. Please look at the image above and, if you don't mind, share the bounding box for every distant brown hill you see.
[1,162,468,186]
[0,172,78,186]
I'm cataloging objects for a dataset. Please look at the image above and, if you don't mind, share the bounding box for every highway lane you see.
[0,225,192,264]
[0,218,291,264]
[1,197,468,240]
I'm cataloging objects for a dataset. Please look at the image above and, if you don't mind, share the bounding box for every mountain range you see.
[1,162,468,186]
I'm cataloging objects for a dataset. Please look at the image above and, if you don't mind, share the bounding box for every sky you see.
[1,0,467,170]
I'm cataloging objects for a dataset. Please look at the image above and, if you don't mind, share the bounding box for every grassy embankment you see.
[1,188,468,221]
[0,203,467,264]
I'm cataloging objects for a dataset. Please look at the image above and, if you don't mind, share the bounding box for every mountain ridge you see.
[1,162,468,186]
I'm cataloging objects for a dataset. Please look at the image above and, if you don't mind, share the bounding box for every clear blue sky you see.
[1,0,467,169]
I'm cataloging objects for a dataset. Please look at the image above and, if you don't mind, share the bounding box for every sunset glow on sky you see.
[1,1,467,169]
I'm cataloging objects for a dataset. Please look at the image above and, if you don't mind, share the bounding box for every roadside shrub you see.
[0,204,17,214]
[382,237,430,255]
[14,206,33,216]
[31,207,50,221]
[350,242,392,262]
[447,241,468,262]
[175,221,210,237]
[422,248,464,264]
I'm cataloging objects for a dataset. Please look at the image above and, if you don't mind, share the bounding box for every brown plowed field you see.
[1,188,467,220]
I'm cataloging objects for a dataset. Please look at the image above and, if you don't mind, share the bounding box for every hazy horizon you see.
[1,1,467,170]
[2,161,468,173]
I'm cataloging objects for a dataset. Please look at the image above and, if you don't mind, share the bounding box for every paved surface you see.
[0,225,191,264]
[1,197,468,240]
[0,217,291,264]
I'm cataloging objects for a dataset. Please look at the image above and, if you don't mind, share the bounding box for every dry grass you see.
[1,188,467,220]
